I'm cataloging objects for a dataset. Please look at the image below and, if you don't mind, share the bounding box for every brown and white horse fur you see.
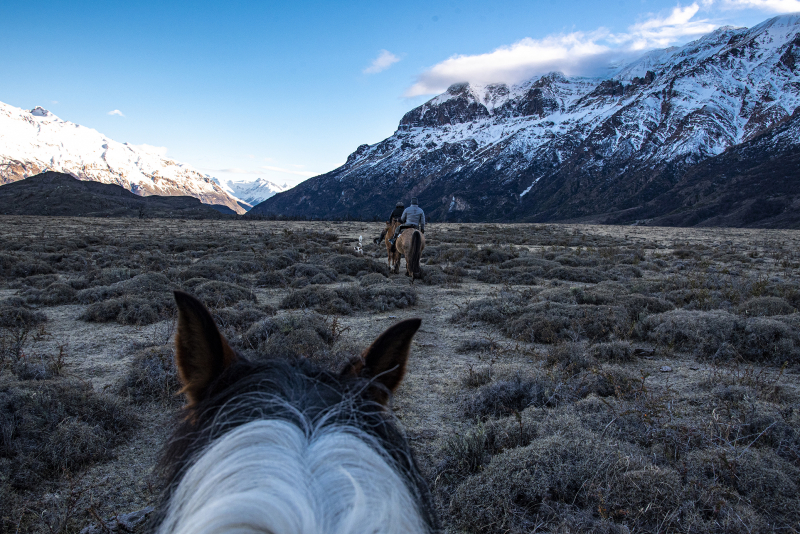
[150,291,438,534]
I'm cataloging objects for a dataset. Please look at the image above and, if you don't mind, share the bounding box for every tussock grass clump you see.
[737,296,795,316]
[76,272,174,304]
[462,375,561,419]
[449,431,656,534]
[191,280,257,309]
[507,302,629,344]
[547,265,607,284]
[21,282,77,306]
[241,312,356,369]
[326,254,389,277]
[80,295,175,325]
[255,270,289,287]
[639,309,800,363]
[475,266,539,285]
[280,284,416,314]
[9,273,60,289]
[0,300,47,328]
[450,291,528,325]
[638,309,738,356]
[76,273,180,325]
[591,341,635,363]
[0,379,137,490]
[545,342,596,371]
[9,259,55,278]
[178,261,244,283]
[452,290,630,343]
[213,303,275,333]
[119,344,180,404]
[359,272,389,286]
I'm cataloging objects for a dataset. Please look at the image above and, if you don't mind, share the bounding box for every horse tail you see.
[408,231,422,280]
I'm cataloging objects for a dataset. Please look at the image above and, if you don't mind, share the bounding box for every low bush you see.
[359,272,389,286]
[506,302,629,344]
[0,379,137,489]
[591,341,635,363]
[545,342,596,371]
[462,375,561,419]
[80,294,174,326]
[255,270,289,287]
[737,296,795,316]
[638,309,800,363]
[637,309,738,357]
[280,284,416,314]
[119,345,181,404]
[21,282,77,306]
[192,280,257,309]
[326,254,390,277]
[547,266,607,283]
[0,300,47,328]
[449,431,656,533]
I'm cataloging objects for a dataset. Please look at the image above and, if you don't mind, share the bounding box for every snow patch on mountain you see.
[0,101,245,213]
[254,13,800,223]
[213,177,288,209]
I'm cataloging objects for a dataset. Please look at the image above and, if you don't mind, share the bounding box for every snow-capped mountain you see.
[214,177,288,210]
[0,102,246,214]
[254,14,800,226]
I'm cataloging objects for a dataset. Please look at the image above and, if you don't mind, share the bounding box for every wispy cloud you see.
[107,109,125,117]
[405,3,718,96]
[618,4,717,49]
[364,50,401,74]
[708,0,800,12]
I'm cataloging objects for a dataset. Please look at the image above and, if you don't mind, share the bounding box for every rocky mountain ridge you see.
[253,14,800,227]
[0,171,235,218]
[0,102,246,214]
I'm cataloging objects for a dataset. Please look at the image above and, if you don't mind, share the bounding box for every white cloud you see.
[405,31,612,96]
[130,144,168,157]
[107,109,125,117]
[709,0,800,12]
[405,2,719,96]
[614,3,718,49]
[364,50,401,74]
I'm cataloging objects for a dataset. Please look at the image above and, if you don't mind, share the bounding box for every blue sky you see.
[1,0,796,187]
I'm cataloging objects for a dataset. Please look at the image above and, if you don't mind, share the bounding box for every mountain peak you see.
[1,100,244,213]
[29,106,57,119]
[254,13,800,227]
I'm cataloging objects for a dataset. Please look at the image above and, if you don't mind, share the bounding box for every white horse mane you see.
[157,418,428,534]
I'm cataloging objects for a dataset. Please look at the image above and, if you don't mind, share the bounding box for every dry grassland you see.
[1,216,799,533]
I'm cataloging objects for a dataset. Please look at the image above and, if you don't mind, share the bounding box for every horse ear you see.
[342,318,421,405]
[173,291,238,407]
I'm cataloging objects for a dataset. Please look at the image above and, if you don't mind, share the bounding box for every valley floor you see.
[1,217,799,533]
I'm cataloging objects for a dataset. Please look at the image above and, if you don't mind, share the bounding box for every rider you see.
[388,197,425,247]
[374,201,405,244]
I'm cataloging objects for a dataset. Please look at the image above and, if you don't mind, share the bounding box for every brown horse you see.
[385,221,425,282]
[384,220,402,272]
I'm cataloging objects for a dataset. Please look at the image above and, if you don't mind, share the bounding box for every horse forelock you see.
[152,358,438,533]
